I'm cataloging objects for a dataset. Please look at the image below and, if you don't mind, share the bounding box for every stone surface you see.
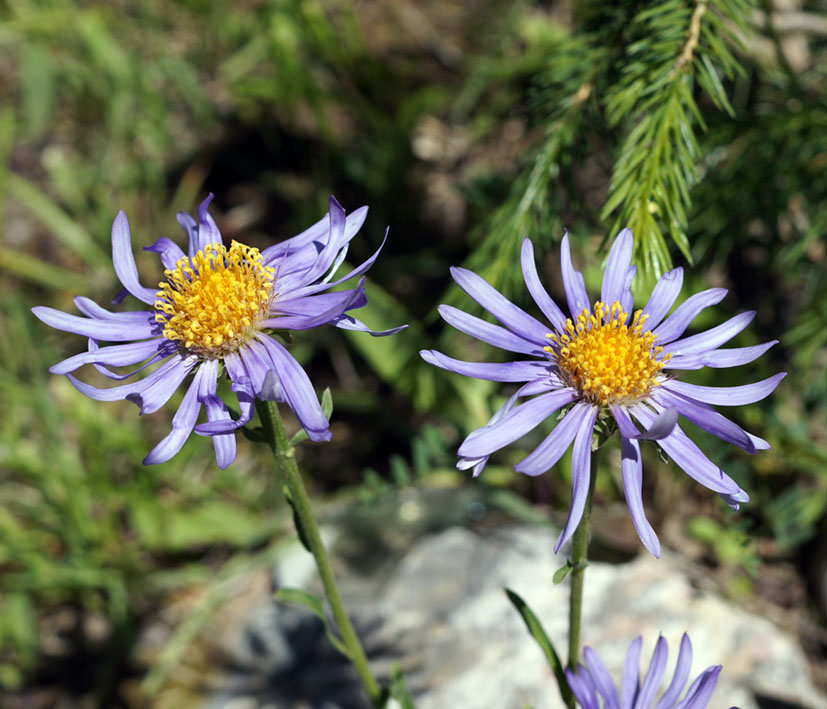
[204,490,826,709]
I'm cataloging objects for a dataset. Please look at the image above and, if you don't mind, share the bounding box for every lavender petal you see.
[666,311,755,356]
[621,436,661,558]
[111,211,157,305]
[144,237,186,271]
[49,338,166,375]
[560,232,590,317]
[652,388,757,454]
[631,406,742,495]
[438,305,544,356]
[520,238,566,332]
[450,266,550,345]
[33,306,157,341]
[601,228,634,309]
[655,634,692,709]
[641,267,684,330]
[637,635,669,709]
[653,288,727,344]
[458,389,578,458]
[420,350,552,382]
[143,363,210,465]
[663,372,786,406]
[553,405,599,552]
[515,401,591,477]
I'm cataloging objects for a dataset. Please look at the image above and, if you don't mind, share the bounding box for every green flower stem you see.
[566,445,600,705]
[256,399,382,706]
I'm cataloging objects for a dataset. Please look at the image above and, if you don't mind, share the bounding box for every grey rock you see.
[204,493,825,709]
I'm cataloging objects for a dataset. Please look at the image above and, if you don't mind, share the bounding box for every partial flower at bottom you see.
[420,230,784,556]
[33,194,404,468]
[567,634,721,709]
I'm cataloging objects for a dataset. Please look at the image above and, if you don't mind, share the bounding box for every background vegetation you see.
[0,0,825,705]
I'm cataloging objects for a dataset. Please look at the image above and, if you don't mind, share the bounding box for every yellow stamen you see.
[545,300,671,407]
[154,241,275,358]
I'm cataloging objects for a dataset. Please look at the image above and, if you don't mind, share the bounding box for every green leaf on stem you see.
[283,485,313,553]
[289,387,333,447]
[275,587,351,658]
[553,561,573,585]
[389,662,416,708]
[505,588,571,706]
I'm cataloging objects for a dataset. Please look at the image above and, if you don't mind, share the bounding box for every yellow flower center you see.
[154,241,275,359]
[545,300,671,407]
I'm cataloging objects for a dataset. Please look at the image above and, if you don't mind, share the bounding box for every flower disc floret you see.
[546,300,671,407]
[155,241,276,359]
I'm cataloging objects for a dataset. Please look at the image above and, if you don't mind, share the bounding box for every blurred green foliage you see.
[1,0,826,704]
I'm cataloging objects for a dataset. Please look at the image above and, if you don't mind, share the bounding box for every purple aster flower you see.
[420,231,784,556]
[33,194,403,469]
[566,634,722,709]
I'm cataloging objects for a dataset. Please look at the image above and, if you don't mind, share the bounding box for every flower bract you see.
[567,634,721,709]
[420,230,784,556]
[34,194,403,468]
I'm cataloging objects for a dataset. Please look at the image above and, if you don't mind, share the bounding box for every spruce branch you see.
[602,0,751,279]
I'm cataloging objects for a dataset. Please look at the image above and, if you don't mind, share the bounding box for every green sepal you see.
[283,484,313,553]
[240,425,266,443]
[505,588,572,707]
[552,561,573,585]
[274,587,350,659]
[289,387,333,447]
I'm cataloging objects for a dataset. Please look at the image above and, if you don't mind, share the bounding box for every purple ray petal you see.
[655,634,692,709]
[420,350,552,383]
[675,666,721,709]
[286,224,386,299]
[49,338,167,375]
[458,388,578,458]
[450,266,550,345]
[566,667,600,709]
[621,436,660,557]
[143,363,210,465]
[515,401,591,476]
[560,232,590,317]
[601,228,634,308]
[333,314,408,336]
[662,372,786,406]
[65,354,192,406]
[638,405,678,440]
[609,405,641,439]
[667,340,778,370]
[637,636,669,709]
[195,352,256,434]
[583,647,621,709]
[621,636,643,709]
[256,335,331,441]
[666,311,755,356]
[652,388,757,454]
[630,406,742,495]
[73,296,156,324]
[554,405,599,552]
[125,357,196,414]
[642,267,684,330]
[176,211,197,246]
[198,360,236,469]
[33,306,158,341]
[438,305,544,355]
[194,193,221,253]
[520,238,567,332]
[144,237,186,271]
[653,288,727,344]
[263,282,367,330]
[111,211,157,305]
